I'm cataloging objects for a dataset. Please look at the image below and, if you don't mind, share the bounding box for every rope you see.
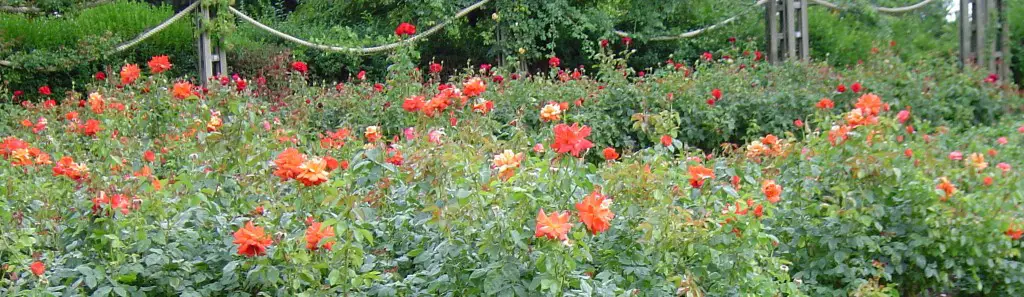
[112,1,198,53]
[228,0,491,54]
[614,0,935,41]
[808,0,937,14]
[614,0,769,41]
[0,5,39,13]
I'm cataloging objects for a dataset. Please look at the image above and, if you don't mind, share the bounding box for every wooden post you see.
[959,0,1010,81]
[196,2,227,86]
[959,0,972,67]
[994,0,1011,81]
[766,0,808,63]
[960,0,988,68]
[784,0,797,59]
[797,0,809,61]
[765,0,782,63]
[975,0,987,68]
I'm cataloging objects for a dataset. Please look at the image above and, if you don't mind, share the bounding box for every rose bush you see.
[0,47,1022,296]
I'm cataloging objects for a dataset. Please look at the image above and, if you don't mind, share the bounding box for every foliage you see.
[0,43,1022,296]
[3,0,1023,95]
[0,0,194,95]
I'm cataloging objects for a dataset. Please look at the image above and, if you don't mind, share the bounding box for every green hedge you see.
[0,0,194,95]
[1,0,1022,97]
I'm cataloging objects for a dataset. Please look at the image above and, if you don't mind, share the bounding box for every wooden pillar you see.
[196,2,227,85]
[960,0,1010,81]
[959,0,970,67]
[960,0,987,68]
[765,0,782,63]
[796,0,809,61]
[975,0,987,67]
[766,0,809,64]
[784,0,797,59]
[993,0,1012,81]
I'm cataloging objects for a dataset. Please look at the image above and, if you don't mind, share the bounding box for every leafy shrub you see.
[0,0,194,96]
[0,46,1021,296]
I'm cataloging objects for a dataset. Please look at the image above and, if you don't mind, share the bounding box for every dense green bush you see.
[303,44,1019,155]
[3,0,1022,95]
[0,0,194,96]
[0,48,1021,295]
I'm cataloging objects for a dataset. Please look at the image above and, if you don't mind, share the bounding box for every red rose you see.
[621,36,633,46]
[836,84,846,93]
[851,82,862,93]
[324,156,339,172]
[897,110,911,124]
[38,85,52,96]
[602,147,619,160]
[395,22,416,36]
[549,57,561,68]
[291,61,308,74]
[600,39,609,48]
[30,261,45,276]
[660,135,672,147]
[429,63,442,74]
[95,71,106,80]
[711,88,722,100]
